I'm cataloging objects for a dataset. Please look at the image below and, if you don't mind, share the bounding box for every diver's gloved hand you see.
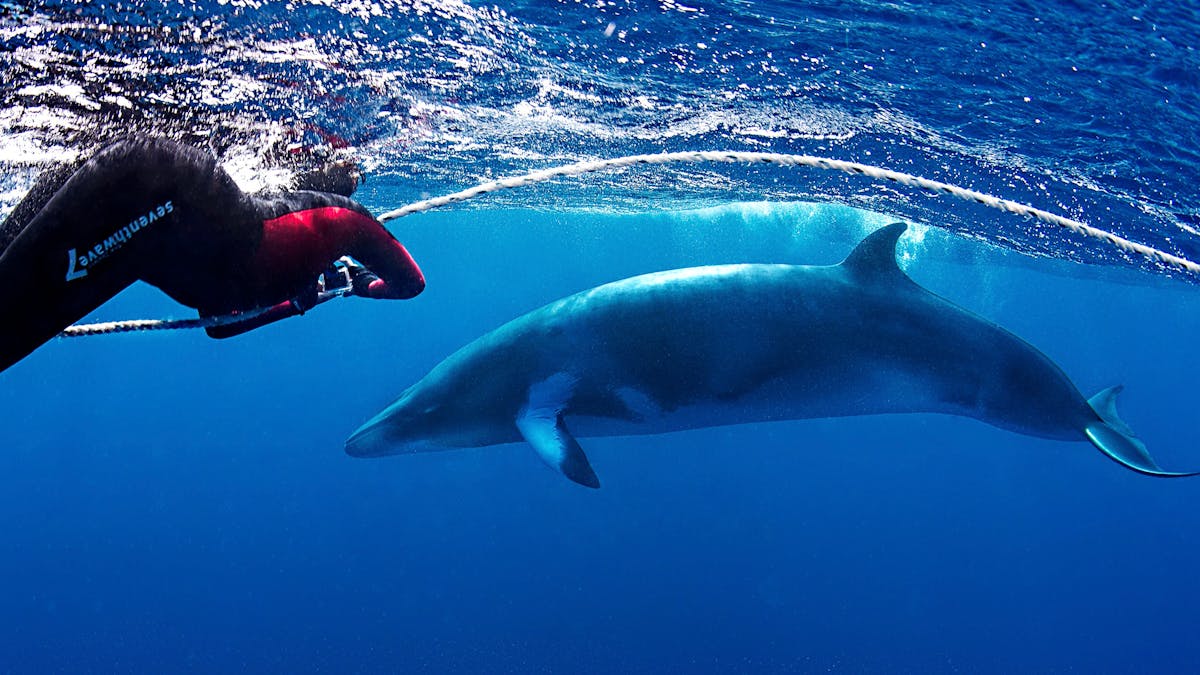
[321,256,393,299]
[344,258,386,299]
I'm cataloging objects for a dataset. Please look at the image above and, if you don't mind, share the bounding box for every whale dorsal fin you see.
[839,222,911,286]
[516,373,601,488]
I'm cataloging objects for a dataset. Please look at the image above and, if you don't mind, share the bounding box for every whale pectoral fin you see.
[1085,386,1200,478]
[516,412,601,489]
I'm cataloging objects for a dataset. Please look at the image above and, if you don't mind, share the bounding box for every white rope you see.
[64,150,1200,336]
[60,305,274,337]
[379,150,1200,276]
[60,289,347,338]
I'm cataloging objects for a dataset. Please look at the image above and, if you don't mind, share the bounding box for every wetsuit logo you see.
[65,200,175,281]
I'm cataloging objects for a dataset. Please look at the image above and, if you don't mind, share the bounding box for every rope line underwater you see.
[60,290,343,337]
[380,151,1200,274]
[62,150,1200,337]
[60,308,272,337]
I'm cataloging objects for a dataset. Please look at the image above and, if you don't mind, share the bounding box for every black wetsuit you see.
[0,136,424,373]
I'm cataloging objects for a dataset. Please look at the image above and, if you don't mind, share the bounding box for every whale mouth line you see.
[345,423,392,458]
[345,421,449,458]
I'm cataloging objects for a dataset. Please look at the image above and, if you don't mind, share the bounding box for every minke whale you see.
[346,222,1198,487]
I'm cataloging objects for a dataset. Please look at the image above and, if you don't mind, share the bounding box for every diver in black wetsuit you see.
[0,136,425,373]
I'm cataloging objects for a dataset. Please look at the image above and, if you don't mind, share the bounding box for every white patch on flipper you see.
[516,413,564,461]
[516,372,600,488]
[522,372,579,418]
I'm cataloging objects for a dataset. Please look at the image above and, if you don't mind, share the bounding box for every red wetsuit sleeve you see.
[343,222,425,299]
[254,205,424,302]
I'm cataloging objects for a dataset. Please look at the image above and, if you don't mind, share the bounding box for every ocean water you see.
[3,1,1200,673]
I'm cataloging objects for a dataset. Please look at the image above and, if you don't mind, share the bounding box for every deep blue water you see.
[4,1,1200,673]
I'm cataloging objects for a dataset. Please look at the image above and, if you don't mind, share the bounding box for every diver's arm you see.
[349,245,424,299]
[341,221,425,300]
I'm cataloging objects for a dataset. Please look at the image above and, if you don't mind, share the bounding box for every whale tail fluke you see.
[1084,386,1200,477]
